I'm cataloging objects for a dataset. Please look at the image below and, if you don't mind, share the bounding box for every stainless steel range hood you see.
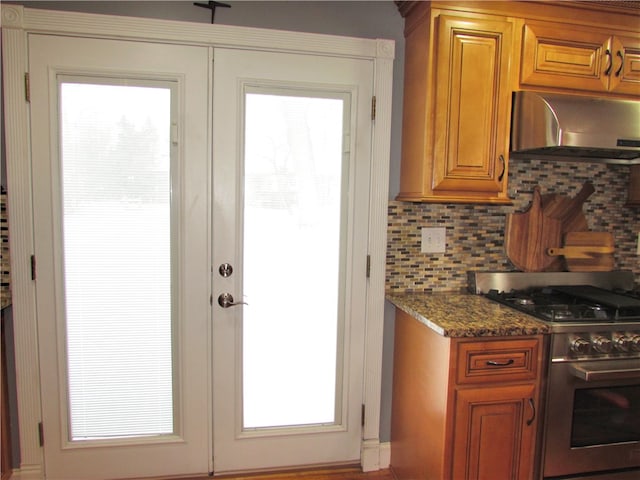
[510,91,640,164]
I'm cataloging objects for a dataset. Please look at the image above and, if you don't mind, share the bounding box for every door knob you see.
[217,293,247,308]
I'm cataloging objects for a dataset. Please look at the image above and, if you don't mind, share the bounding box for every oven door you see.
[543,360,640,479]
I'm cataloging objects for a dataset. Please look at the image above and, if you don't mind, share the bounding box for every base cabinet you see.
[390,309,543,480]
[452,384,537,480]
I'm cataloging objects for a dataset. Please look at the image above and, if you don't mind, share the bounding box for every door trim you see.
[1,3,393,475]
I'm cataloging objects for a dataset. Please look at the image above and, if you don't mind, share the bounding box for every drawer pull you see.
[486,359,514,367]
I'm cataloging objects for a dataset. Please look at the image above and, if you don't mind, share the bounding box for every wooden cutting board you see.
[505,186,563,272]
[547,232,615,271]
[541,181,594,233]
[540,182,595,271]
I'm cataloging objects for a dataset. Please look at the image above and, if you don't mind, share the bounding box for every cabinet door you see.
[431,15,513,201]
[609,35,640,95]
[452,384,537,480]
[521,22,611,93]
[521,22,640,97]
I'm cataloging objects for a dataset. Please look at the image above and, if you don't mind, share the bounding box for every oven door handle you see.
[569,360,640,382]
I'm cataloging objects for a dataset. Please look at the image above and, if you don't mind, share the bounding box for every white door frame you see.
[1,4,393,477]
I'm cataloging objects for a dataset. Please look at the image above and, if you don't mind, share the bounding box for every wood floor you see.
[164,467,395,480]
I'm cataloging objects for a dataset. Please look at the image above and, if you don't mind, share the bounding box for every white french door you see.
[211,49,373,473]
[27,33,375,479]
[29,35,211,479]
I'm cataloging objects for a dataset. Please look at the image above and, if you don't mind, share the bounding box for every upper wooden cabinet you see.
[627,164,640,206]
[398,4,515,203]
[521,21,640,96]
[397,1,639,204]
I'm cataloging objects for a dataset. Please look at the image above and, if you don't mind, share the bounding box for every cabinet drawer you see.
[456,338,540,384]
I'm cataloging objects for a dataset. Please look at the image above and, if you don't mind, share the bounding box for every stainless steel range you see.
[469,271,640,480]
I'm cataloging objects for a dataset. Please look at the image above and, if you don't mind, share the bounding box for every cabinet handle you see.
[604,49,613,76]
[526,398,536,426]
[615,50,624,77]
[486,358,514,367]
[497,154,506,182]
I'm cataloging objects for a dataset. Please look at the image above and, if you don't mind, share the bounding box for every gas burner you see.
[586,304,610,320]
[553,312,573,321]
[550,308,574,321]
[535,305,578,322]
[485,285,640,325]
[515,298,535,306]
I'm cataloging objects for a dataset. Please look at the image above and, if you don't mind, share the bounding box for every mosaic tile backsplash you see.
[386,159,640,293]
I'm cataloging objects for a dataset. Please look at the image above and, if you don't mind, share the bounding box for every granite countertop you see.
[387,292,550,338]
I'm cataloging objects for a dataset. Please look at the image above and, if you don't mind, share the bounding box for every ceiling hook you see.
[194,1,231,24]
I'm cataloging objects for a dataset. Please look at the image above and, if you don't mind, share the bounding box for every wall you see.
[387,159,640,293]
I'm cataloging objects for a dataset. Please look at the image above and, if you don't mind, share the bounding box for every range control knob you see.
[630,334,640,352]
[570,337,591,355]
[613,334,632,353]
[591,335,612,354]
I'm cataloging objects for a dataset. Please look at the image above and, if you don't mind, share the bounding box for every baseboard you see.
[8,444,393,479]
[7,465,44,480]
[379,442,391,468]
[361,440,391,472]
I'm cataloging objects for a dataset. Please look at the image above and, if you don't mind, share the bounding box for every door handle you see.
[497,154,506,182]
[604,49,613,76]
[526,398,536,426]
[615,50,624,77]
[218,293,247,308]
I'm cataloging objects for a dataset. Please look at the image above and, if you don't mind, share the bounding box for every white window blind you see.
[242,91,347,429]
[60,81,175,440]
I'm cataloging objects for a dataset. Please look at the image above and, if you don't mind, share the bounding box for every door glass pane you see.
[242,91,347,429]
[60,81,175,440]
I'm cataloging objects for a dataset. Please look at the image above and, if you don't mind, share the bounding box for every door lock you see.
[218,263,233,277]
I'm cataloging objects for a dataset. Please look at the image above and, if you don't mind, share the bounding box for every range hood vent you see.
[510,91,640,165]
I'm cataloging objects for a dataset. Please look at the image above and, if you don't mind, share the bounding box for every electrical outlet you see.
[421,227,446,253]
